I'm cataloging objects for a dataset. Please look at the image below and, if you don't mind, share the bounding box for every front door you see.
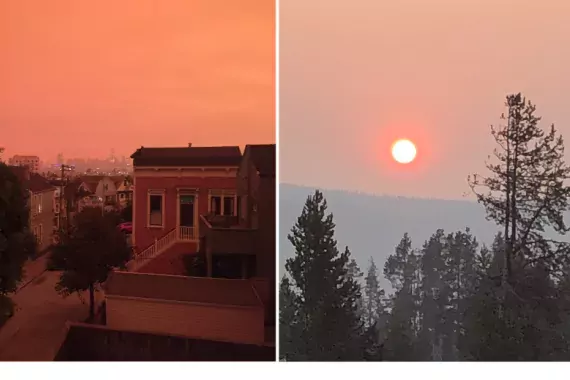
[179,194,195,227]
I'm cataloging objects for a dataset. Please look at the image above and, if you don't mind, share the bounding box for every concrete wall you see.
[55,323,275,361]
[106,296,265,345]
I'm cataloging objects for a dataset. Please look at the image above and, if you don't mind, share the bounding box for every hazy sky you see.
[280,0,570,200]
[0,0,274,162]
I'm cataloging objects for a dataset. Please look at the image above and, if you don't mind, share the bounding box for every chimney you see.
[188,143,192,147]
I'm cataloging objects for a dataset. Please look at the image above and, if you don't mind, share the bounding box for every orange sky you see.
[0,0,275,162]
[280,0,570,199]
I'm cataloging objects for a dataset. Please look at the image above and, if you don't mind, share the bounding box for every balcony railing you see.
[178,226,196,241]
[199,215,256,255]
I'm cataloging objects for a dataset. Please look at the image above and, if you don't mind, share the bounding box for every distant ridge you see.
[279,183,570,288]
[279,183,499,288]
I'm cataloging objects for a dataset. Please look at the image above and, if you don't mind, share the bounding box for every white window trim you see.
[147,190,166,229]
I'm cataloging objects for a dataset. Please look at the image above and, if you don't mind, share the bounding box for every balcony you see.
[199,215,256,255]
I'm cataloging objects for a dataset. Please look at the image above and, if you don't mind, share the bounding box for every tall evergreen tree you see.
[285,190,365,360]
[417,229,447,360]
[279,275,299,361]
[383,233,421,360]
[468,93,570,281]
[363,257,386,329]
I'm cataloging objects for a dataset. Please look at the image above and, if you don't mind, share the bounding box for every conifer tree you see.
[279,276,299,361]
[469,93,570,281]
[363,257,386,329]
[285,190,365,360]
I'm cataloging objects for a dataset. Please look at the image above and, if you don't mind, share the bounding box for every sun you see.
[391,139,417,164]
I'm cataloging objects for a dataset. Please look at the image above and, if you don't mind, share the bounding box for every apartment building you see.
[9,155,40,173]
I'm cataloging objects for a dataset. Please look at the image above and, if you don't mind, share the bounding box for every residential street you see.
[0,256,103,361]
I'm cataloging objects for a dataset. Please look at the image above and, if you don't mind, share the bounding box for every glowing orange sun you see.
[391,139,417,164]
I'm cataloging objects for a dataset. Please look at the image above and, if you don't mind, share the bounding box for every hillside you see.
[279,184,502,287]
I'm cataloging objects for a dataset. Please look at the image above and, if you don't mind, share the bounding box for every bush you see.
[0,296,14,328]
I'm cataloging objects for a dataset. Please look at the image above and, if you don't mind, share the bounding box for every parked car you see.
[118,222,132,234]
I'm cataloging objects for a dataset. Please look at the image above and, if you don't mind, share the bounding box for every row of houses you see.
[7,167,133,253]
[56,143,277,360]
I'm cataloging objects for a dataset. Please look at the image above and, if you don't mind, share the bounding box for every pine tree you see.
[363,257,386,329]
[468,93,570,281]
[440,229,478,360]
[417,229,447,360]
[279,275,299,361]
[383,233,420,360]
[285,190,365,360]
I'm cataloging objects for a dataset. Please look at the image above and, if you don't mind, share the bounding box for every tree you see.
[468,93,570,282]
[363,257,386,329]
[279,276,300,361]
[347,258,364,321]
[0,163,37,322]
[284,190,365,360]
[383,233,421,360]
[50,207,132,320]
[417,229,447,360]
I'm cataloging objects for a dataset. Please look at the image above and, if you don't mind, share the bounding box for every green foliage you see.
[282,190,370,361]
[51,206,132,318]
[279,276,300,361]
[281,93,570,361]
[0,162,37,318]
[469,93,570,276]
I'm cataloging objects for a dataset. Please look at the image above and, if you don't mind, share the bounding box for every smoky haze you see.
[280,0,570,200]
[0,0,275,161]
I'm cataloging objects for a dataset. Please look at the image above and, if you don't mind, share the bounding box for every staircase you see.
[127,227,196,272]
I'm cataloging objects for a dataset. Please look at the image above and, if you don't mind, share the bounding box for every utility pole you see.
[58,164,74,236]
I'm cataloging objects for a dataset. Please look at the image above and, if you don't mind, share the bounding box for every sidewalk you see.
[16,254,50,293]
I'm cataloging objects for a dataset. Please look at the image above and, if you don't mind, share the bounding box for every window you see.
[210,196,222,215]
[223,196,234,216]
[209,192,237,216]
[120,193,125,199]
[37,194,43,214]
[33,224,43,245]
[103,184,109,191]
[148,194,163,227]
[236,195,242,219]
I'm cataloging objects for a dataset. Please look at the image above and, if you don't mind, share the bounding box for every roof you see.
[29,173,56,193]
[78,175,111,192]
[55,323,275,361]
[64,178,93,199]
[8,166,55,193]
[110,175,125,188]
[130,146,242,167]
[8,166,29,183]
[245,144,275,177]
[105,271,262,307]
